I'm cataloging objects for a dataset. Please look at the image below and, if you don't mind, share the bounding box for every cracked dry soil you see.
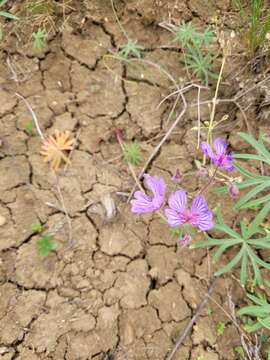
[0,0,266,359]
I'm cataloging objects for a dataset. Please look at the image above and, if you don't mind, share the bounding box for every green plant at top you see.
[32,27,47,50]
[233,0,270,56]
[192,205,270,286]
[217,132,270,210]
[238,293,270,332]
[173,22,217,85]
[37,234,57,257]
[118,39,143,59]
[123,142,141,166]
[0,0,19,20]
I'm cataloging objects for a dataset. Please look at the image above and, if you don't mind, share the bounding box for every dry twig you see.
[166,278,217,360]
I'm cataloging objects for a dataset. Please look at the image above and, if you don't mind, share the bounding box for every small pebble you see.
[0,216,6,227]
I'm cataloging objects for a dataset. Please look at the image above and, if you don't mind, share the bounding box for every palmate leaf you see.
[216,132,270,210]
[192,206,270,285]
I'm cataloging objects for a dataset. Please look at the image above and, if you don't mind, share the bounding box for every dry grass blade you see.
[40,130,75,170]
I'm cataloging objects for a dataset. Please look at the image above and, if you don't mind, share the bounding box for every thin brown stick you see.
[166,277,217,360]
[64,129,81,172]
[197,86,201,148]
[206,55,227,147]
[15,92,73,245]
[15,92,45,141]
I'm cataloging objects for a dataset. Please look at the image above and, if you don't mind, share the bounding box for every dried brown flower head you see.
[40,130,75,170]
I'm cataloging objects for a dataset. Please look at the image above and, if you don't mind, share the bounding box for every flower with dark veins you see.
[165,190,214,231]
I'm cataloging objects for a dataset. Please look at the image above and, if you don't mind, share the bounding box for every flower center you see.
[182,210,197,224]
[217,153,226,165]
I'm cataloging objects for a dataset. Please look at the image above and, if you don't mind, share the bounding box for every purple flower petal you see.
[191,195,209,214]
[222,161,235,171]
[222,153,235,171]
[197,211,214,231]
[144,174,166,198]
[213,138,227,156]
[164,208,183,227]
[201,141,215,160]
[168,190,187,212]
[131,174,166,214]
[131,191,155,213]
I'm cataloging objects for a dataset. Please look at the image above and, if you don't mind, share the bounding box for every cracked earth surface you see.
[0,0,269,359]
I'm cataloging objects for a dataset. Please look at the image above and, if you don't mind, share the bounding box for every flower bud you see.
[197,167,208,178]
[228,182,239,199]
[172,169,182,183]
[177,234,192,247]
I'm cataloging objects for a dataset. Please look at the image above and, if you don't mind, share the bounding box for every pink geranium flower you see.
[131,174,166,214]
[165,190,214,231]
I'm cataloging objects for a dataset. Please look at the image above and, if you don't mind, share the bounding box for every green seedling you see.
[216,321,226,336]
[37,235,57,257]
[118,39,143,59]
[32,27,47,49]
[173,22,217,85]
[25,121,35,135]
[123,142,141,166]
[31,222,43,233]
[234,346,245,359]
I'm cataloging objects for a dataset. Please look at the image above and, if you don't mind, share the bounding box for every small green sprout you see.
[216,321,226,336]
[206,307,213,316]
[32,28,47,50]
[123,142,141,166]
[25,121,35,135]
[118,39,143,59]
[31,222,43,233]
[234,346,245,359]
[37,235,57,257]
[185,49,218,86]
[196,357,207,360]
[174,22,215,47]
